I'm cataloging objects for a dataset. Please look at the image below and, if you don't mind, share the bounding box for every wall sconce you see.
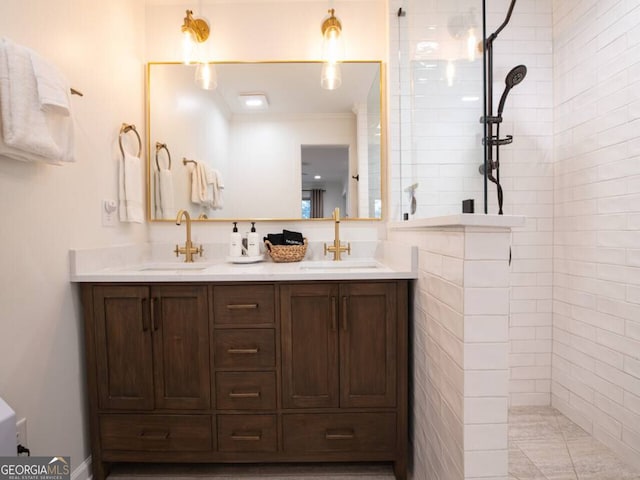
[320,8,344,90]
[181,9,210,65]
[180,9,216,90]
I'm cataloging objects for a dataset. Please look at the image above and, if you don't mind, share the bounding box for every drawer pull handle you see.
[231,432,262,441]
[227,348,259,354]
[226,303,258,310]
[229,391,260,398]
[139,430,170,440]
[325,431,355,440]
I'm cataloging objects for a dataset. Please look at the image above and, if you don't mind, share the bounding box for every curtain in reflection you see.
[311,189,324,218]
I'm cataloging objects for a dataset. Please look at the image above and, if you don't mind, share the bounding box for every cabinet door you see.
[94,285,154,410]
[151,285,211,410]
[281,284,339,408]
[339,282,397,408]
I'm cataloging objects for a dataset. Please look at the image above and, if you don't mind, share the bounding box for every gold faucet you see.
[324,207,351,261]
[174,210,204,262]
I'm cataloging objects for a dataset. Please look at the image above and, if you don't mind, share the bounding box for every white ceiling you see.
[214,62,379,115]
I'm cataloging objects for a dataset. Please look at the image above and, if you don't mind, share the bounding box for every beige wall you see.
[0,0,146,472]
[0,1,387,475]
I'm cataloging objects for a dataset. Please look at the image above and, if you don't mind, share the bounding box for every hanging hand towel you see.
[0,37,74,164]
[207,167,224,210]
[29,49,71,116]
[154,168,175,219]
[189,161,210,208]
[119,151,143,223]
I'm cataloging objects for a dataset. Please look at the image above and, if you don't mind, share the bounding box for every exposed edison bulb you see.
[195,62,217,90]
[321,62,342,90]
[182,31,196,65]
[446,60,455,87]
[322,27,343,64]
[467,28,477,62]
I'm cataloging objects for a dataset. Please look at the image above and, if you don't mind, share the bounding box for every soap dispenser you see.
[229,222,242,257]
[247,222,260,257]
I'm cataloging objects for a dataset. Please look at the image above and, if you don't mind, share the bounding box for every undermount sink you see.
[299,259,381,269]
[136,262,214,272]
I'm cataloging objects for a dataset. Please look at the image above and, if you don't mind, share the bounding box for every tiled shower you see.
[388,0,640,477]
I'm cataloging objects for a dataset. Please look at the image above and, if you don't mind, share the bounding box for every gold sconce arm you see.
[181,9,210,43]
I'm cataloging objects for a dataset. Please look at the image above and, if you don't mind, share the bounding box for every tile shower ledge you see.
[69,241,418,283]
[388,213,525,230]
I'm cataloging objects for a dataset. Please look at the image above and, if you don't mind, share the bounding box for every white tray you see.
[226,254,264,264]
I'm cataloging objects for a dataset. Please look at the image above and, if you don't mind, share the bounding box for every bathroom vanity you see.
[73,245,415,480]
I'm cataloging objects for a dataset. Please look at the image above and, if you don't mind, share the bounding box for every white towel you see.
[154,168,175,219]
[0,37,74,164]
[208,167,224,210]
[119,151,144,223]
[190,161,224,210]
[29,50,71,116]
[190,161,210,207]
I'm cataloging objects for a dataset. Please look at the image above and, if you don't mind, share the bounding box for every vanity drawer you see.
[100,414,213,452]
[213,285,275,325]
[216,371,276,410]
[217,414,277,452]
[282,413,396,453]
[214,329,275,369]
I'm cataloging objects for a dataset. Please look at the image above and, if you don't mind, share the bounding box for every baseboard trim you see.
[72,456,91,480]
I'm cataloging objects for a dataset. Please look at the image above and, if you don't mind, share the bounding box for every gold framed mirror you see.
[146,61,385,221]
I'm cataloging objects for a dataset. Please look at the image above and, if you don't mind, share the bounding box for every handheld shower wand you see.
[497,65,527,117]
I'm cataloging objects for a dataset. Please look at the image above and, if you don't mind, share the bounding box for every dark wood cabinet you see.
[281,282,397,409]
[92,285,210,412]
[81,280,408,480]
[281,283,340,409]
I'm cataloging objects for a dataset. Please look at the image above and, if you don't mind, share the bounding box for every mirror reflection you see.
[147,61,383,221]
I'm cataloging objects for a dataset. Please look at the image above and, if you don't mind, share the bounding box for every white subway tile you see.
[464,450,508,478]
[465,315,509,343]
[464,343,509,371]
[464,397,509,424]
[464,288,510,315]
[464,260,510,288]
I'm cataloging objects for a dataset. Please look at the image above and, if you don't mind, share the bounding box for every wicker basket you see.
[264,238,308,263]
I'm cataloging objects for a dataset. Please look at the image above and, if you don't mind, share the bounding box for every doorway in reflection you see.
[300,145,351,218]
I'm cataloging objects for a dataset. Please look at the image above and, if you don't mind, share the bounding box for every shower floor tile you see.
[509,406,640,480]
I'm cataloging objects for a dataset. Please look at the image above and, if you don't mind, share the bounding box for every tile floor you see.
[509,406,640,480]
[108,406,640,479]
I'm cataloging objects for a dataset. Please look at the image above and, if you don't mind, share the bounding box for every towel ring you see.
[119,123,142,158]
[155,142,172,171]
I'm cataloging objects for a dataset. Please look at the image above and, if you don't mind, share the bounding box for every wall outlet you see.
[102,199,117,227]
[16,418,26,446]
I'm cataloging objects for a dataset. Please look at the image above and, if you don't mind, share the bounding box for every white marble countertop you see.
[69,241,418,283]
[388,213,526,230]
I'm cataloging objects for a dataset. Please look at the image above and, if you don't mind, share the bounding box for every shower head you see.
[497,65,527,116]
